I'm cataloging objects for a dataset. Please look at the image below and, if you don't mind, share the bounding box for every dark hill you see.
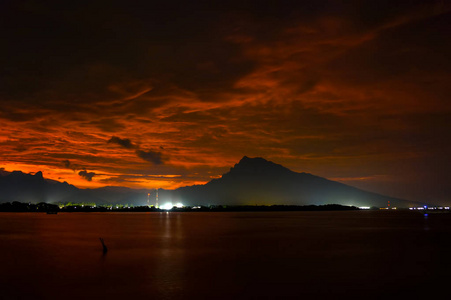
[0,170,152,205]
[0,170,78,203]
[171,156,420,208]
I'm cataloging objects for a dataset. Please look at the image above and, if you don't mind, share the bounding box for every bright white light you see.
[161,202,174,210]
[175,203,184,208]
[359,207,370,210]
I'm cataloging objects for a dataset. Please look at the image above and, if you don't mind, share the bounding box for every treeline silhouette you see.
[0,201,359,212]
[0,201,60,212]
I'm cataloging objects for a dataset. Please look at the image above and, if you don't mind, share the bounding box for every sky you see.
[1,0,450,204]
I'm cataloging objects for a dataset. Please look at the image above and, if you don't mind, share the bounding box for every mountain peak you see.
[238,156,266,165]
[239,155,250,161]
[227,156,293,177]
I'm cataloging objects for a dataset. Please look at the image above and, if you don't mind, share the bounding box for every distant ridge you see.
[0,170,78,203]
[172,156,421,208]
[0,170,150,205]
[0,157,425,207]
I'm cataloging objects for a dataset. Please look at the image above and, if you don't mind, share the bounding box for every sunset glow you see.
[1,1,450,203]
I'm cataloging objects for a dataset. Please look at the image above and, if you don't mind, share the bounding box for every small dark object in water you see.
[99,237,108,254]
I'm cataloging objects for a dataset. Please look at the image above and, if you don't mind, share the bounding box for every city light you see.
[410,206,449,210]
[161,202,174,210]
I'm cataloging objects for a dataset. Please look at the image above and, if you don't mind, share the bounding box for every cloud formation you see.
[135,149,163,165]
[78,170,96,182]
[107,136,163,165]
[107,136,135,149]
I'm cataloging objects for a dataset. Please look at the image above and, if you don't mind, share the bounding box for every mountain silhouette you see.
[0,170,150,205]
[0,157,424,207]
[171,156,420,207]
[0,170,78,203]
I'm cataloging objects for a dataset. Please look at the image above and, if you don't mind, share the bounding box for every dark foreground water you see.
[1,211,450,299]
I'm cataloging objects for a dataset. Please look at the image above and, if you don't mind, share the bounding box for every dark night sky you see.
[1,0,450,204]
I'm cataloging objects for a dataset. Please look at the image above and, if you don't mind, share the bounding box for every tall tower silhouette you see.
[147,193,150,207]
[155,188,159,208]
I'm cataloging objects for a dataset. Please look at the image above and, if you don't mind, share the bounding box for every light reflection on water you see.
[0,211,450,299]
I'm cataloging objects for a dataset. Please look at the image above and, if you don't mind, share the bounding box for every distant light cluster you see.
[409,206,450,210]
[161,202,184,210]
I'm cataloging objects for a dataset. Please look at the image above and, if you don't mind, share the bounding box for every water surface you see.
[1,211,450,299]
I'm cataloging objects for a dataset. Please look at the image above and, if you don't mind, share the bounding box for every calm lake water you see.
[0,211,450,299]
